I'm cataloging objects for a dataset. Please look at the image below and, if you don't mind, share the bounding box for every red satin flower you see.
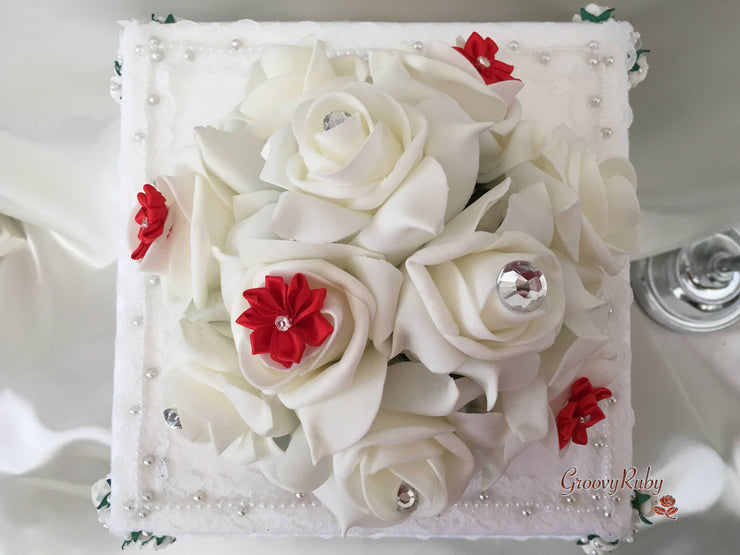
[236,273,334,369]
[556,377,612,449]
[453,32,518,84]
[131,184,168,260]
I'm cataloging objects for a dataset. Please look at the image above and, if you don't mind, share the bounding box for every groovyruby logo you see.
[653,495,679,520]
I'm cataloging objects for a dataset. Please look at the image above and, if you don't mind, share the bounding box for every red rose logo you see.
[653,495,678,519]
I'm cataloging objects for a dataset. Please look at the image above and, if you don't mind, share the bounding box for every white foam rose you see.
[259,80,488,265]
[313,362,473,532]
[393,179,568,410]
[129,150,235,314]
[159,319,297,464]
[217,238,402,462]
[232,36,369,141]
[368,40,523,183]
[490,121,640,275]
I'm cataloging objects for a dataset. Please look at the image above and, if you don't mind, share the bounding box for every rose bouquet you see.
[128,31,639,532]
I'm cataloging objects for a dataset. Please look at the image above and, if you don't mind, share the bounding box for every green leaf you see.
[629,49,650,72]
[164,14,176,24]
[96,493,111,510]
[580,7,615,22]
[114,61,122,77]
[631,490,654,525]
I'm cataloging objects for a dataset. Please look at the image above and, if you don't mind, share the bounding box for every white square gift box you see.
[108,17,640,543]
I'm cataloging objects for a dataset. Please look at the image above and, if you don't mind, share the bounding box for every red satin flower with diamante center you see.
[236,273,334,369]
[131,184,168,260]
[453,32,518,84]
[556,377,612,449]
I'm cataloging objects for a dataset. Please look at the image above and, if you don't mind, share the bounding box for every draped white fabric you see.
[1,1,738,554]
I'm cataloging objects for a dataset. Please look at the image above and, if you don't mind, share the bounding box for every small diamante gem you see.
[396,483,419,513]
[578,414,592,424]
[163,408,182,429]
[589,95,602,107]
[145,367,158,379]
[600,126,613,138]
[322,110,352,131]
[497,260,548,313]
[412,41,423,51]
[274,315,292,332]
[476,55,491,68]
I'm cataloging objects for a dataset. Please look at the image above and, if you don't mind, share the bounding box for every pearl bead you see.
[193,491,206,501]
[521,508,532,517]
[147,95,160,106]
[132,316,144,326]
[588,40,599,51]
[604,510,614,518]
[141,491,153,502]
[236,506,248,516]
[142,456,154,466]
[614,496,622,503]
[295,492,306,499]
[147,275,160,286]
[603,55,615,66]
[589,95,602,107]
[145,368,158,379]
[476,55,491,68]
[149,37,161,47]
[184,49,195,61]
[539,52,551,64]
[412,41,423,51]
[565,496,576,504]
[124,503,134,511]
[592,493,601,501]
[129,405,140,415]
[508,40,519,51]
[110,82,122,92]
[600,126,613,138]
[587,57,599,67]
[138,510,149,519]
[134,132,146,141]
[479,492,489,501]
[134,44,143,55]
[231,39,242,50]
[593,437,607,448]
[608,396,617,405]
[151,50,164,62]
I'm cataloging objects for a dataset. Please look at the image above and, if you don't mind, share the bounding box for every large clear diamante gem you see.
[322,110,352,131]
[496,260,548,313]
[163,408,182,429]
[275,315,292,331]
[396,483,419,513]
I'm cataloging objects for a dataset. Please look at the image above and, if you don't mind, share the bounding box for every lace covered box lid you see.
[111,19,638,540]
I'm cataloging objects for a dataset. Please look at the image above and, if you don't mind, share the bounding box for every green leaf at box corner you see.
[580,7,615,22]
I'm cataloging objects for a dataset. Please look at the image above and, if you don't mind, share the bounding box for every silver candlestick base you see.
[631,229,740,332]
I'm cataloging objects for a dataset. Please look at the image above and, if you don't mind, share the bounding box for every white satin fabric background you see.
[1,1,738,554]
